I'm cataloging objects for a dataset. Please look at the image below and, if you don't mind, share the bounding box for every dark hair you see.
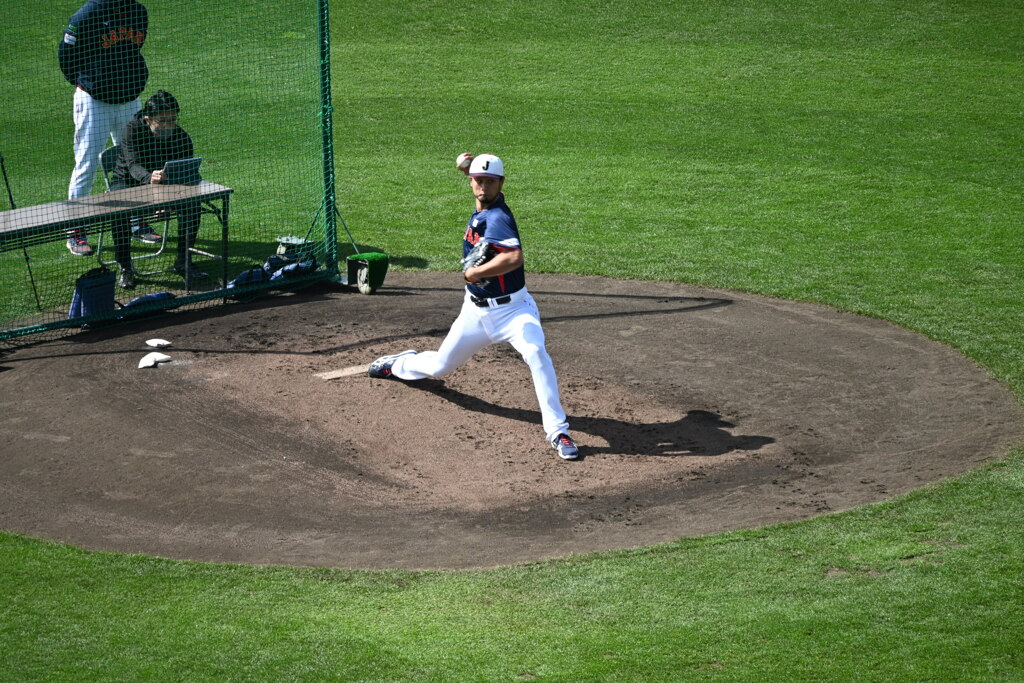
[140,90,179,119]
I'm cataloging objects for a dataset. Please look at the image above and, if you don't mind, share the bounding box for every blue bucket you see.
[68,267,116,320]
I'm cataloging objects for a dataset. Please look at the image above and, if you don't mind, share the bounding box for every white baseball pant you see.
[68,88,141,200]
[391,287,570,441]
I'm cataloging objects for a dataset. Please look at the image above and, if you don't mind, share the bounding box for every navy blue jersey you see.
[463,194,525,298]
[58,0,149,104]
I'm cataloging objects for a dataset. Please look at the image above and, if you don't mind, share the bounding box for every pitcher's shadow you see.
[416,381,774,458]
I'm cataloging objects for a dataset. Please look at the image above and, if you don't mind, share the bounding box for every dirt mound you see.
[1,272,1021,569]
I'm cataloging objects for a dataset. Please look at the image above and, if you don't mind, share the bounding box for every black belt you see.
[470,294,512,307]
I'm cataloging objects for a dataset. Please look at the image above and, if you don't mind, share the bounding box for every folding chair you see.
[95,145,170,274]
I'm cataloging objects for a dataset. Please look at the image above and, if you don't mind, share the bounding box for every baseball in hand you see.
[456,153,473,173]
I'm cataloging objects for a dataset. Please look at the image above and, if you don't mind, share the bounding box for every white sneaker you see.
[368,350,416,379]
[66,232,93,256]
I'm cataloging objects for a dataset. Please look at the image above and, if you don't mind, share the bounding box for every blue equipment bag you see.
[226,267,269,289]
[269,258,318,281]
[117,291,178,319]
[68,267,116,320]
[123,291,177,308]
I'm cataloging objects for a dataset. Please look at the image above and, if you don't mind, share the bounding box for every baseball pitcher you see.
[369,153,580,460]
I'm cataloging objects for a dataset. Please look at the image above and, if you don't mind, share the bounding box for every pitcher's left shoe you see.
[551,433,580,460]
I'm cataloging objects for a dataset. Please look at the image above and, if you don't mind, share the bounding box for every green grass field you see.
[2,0,1023,679]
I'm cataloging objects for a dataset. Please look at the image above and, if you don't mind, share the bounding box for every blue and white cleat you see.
[368,350,416,379]
[551,433,580,460]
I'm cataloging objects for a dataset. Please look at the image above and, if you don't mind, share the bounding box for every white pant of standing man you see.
[66,89,140,254]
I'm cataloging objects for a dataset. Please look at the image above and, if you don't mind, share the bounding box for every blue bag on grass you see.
[69,268,116,320]
[226,267,269,289]
[122,291,177,308]
[117,291,178,319]
[226,255,320,299]
[269,258,318,281]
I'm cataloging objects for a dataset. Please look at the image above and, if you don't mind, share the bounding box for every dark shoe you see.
[118,264,136,289]
[66,232,93,257]
[132,223,162,243]
[551,433,580,460]
[368,350,415,379]
[173,263,210,281]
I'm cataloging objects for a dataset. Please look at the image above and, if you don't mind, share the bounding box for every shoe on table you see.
[132,223,162,243]
[551,433,580,460]
[66,232,93,257]
[368,350,416,379]
[118,264,136,289]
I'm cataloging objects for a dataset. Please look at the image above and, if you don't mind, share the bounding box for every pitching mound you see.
[1,272,1021,569]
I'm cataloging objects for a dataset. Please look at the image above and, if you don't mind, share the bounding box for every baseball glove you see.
[461,239,495,278]
[462,239,494,270]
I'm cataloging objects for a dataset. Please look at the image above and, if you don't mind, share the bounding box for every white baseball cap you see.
[468,153,504,178]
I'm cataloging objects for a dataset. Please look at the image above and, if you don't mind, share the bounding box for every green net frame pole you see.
[318,0,339,277]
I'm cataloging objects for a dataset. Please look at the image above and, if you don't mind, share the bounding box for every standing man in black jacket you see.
[58,0,149,257]
[109,91,205,289]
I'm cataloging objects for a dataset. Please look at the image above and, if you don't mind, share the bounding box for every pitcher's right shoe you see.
[368,350,416,379]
